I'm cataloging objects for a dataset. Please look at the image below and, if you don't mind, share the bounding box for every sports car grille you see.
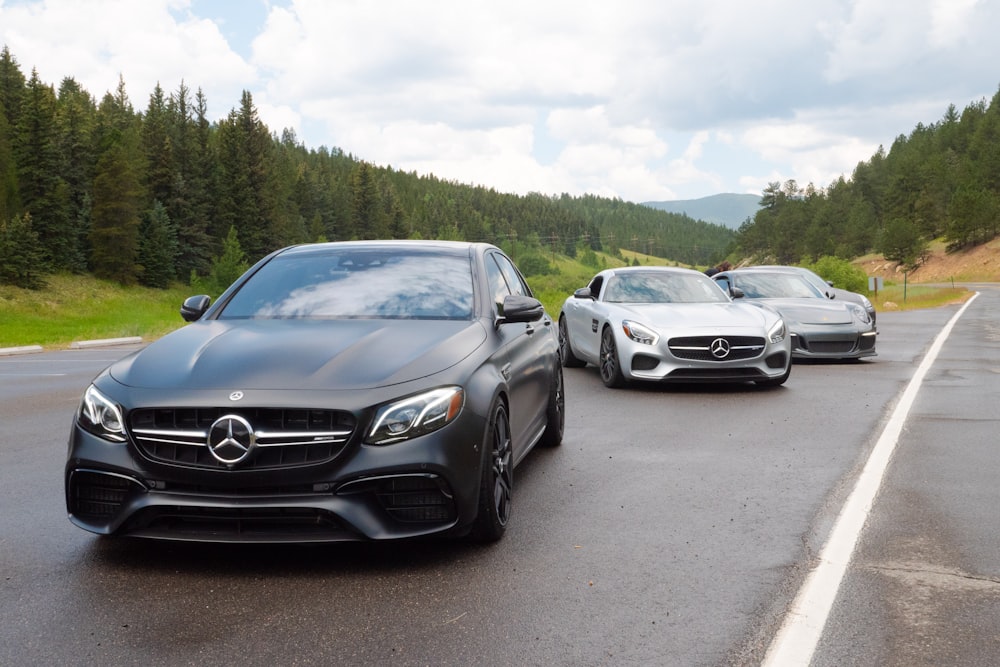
[668,335,766,361]
[129,407,356,470]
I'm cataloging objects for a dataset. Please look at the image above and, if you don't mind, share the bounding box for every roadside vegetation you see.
[0,250,972,351]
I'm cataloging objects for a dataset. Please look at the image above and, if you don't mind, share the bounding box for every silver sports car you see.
[712,268,877,360]
[558,266,792,388]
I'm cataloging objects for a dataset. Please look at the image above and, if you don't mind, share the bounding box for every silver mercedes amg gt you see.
[558,266,791,388]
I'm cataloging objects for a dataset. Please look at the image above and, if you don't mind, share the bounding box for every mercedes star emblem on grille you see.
[710,337,731,359]
[207,415,256,465]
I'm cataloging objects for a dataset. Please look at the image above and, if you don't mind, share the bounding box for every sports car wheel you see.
[558,316,586,368]
[600,326,626,388]
[538,364,564,448]
[470,401,513,542]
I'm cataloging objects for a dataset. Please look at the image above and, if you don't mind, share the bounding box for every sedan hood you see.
[109,319,487,391]
[755,298,854,325]
[617,302,774,329]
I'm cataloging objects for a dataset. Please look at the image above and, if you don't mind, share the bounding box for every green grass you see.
[870,283,974,313]
[0,258,973,351]
[0,274,192,348]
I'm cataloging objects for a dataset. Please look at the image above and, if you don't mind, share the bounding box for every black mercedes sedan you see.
[65,240,564,543]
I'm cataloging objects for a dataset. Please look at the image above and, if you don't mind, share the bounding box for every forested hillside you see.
[0,46,734,291]
[735,86,1000,268]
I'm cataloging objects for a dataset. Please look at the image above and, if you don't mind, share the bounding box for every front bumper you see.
[620,333,791,384]
[65,412,488,543]
[790,327,877,359]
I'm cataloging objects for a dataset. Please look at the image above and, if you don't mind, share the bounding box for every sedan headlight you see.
[366,387,465,445]
[621,320,659,345]
[768,319,787,344]
[78,385,126,442]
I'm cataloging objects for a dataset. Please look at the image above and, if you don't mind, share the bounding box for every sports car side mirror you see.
[180,294,212,322]
[729,287,745,299]
[573,287,594,299]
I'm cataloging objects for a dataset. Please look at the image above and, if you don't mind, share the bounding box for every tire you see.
[538,364,564,448]
[599,326,627,388]
[470,400,513,542]
[558,316,586,368]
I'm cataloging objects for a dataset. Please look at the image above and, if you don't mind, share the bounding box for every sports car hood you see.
[109,319,488,391]
[755,298,854,325]
[616,302,775,329]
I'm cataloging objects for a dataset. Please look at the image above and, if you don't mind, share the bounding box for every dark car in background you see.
[65,240,564,543]
[712,268,877,360]
[751,265,877,324]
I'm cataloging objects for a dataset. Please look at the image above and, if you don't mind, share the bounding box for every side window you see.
[493,253,529,297]
[588,275,604,300]
[714,276,731,293]
[485,255,512,315]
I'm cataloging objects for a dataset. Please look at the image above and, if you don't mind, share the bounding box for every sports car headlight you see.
[78,385,126,442]
[848,303,872,324]
[366,386,465,445]
[622,320,659,345]
[767,319,787,344]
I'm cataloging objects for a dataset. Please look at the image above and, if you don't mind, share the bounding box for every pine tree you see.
[55,77,95,270]
[215,91,274,261]
[0,46,25,131]
[91,139,142,284]
[16,69,78,270]
[139,200,178,288]
[0,212,46,288]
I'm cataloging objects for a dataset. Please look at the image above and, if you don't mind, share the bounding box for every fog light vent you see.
[376,475,456,524]
[69,470,144,520]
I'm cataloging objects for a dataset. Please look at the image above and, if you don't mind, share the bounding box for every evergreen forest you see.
[734,86,1000,268]
[0,46,734,292]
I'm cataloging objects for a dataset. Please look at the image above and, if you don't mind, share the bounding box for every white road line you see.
[762,292,980,667]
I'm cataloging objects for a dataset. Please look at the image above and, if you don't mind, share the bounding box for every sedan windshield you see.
[604,272,730,304]
[220,248,475,319]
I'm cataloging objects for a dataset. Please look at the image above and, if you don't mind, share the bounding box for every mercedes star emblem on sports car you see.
[710,338,731,359]
[207,415,256,465]
[229,391,244,401]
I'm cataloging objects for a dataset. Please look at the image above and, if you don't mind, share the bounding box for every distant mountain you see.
[642,193,760,229]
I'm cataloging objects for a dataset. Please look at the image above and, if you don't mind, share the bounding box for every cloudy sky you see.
[1,0,998,203]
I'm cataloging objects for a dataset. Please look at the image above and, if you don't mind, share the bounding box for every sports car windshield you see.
[219,248,475,319]
[603,272,730,304]
[732,273,824,299]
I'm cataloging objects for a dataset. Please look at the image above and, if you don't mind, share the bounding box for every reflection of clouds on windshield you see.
[254,256,474,319]
[607,272,729,304]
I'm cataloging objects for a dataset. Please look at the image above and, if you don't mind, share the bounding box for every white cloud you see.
[1,0,999,203]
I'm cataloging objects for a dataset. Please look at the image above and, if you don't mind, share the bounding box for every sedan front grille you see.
[129,407,356,470]
[668,335,766,361]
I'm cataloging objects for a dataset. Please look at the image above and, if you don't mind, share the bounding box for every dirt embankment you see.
[857,239,1000,284]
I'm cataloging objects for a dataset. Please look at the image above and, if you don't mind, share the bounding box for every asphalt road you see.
[1,288,997,666]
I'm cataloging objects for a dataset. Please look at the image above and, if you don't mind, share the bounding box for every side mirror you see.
[729,286,745,299]
[180,294,212,322]
[499,294,544,324]
[573,287,594,300]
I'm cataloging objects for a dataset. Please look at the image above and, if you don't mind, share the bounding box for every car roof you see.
[276,239,491,259]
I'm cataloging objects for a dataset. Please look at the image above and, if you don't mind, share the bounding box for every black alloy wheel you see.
[599,326,626,388]
[558,316,586,368]
[539,364,564,448]
[470,401,513,542]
